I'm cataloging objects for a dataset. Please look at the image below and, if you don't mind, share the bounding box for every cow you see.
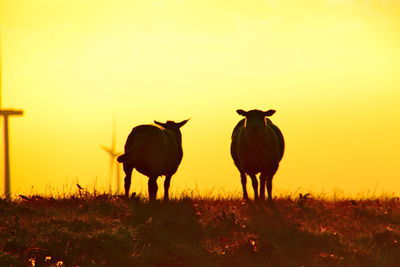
[230,109,284,201]
[117,119,189,201]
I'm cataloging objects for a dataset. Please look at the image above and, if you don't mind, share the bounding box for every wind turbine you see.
[100,117,122,193]
[0,32,24,199]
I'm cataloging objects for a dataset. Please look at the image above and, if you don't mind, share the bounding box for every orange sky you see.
[1,0,400,198]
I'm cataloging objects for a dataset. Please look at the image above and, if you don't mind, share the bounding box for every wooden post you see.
[1,33,24,199]
[3,114,9,197]
[0,109,23,199]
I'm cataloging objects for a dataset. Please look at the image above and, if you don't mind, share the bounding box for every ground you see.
[1,193,400,266]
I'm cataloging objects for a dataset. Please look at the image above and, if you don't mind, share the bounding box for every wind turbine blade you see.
[113,151,122,159]
[100,145,113,155]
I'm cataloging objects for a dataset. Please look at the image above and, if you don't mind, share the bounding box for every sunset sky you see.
[1,0,399,198]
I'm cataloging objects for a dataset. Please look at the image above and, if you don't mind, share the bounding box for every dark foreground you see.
[1,194,400,267]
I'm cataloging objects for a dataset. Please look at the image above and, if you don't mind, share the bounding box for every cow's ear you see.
[236,109,247,116]
[154,120,164,127]
[177,119,189,128]
[264,110,276,116]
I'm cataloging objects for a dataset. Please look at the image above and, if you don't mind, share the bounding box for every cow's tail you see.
[117,154,126,163]
[117,134,146,164]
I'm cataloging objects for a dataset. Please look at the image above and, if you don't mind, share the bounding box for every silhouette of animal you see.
[117,119,189,201]
[230,109,284,201]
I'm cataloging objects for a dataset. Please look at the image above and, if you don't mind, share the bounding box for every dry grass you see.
[1,192,400,266]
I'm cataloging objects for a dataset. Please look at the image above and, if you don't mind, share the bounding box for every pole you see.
[3,115,9,199]
[116,164,120,193]
[0,110,23,199]
[0,30,2,109]
[0,32,24,199]
[0,57,2,108]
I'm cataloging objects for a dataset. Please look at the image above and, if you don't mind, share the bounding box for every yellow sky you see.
[1,0,400,197]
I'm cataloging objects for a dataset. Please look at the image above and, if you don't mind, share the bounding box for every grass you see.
[1,192,400,266]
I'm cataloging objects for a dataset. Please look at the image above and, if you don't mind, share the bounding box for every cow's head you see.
[236,109,275,134]
[154,119,189,138]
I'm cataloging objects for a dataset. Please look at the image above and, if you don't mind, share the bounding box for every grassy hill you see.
[1,193,400,266]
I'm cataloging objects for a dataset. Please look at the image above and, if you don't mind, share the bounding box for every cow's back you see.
[124,125,181,177]
[266,118,285,162]
[230,119,245,170]
[162,131,183,175]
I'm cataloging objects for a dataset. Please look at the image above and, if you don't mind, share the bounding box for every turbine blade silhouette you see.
[101,114,122,194]
[100,145,113,156]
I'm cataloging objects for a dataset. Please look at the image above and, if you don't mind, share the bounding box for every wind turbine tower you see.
[0,33,24,199]
[101,117,121,193]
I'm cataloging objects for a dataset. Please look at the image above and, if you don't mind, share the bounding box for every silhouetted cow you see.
[230,109,284,201]
[118,119,189,201]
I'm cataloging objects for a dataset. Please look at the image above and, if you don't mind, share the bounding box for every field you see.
[1,192,400,267]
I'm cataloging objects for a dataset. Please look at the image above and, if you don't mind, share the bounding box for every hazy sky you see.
[1,0,400,197]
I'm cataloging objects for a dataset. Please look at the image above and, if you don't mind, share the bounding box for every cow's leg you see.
[240,172,249,200]
[249,174,258,200]
[164,175,172,201]
[123,164,134,197]
[266,166,278,202]
[148,176,158,202]
[260,172,267,201]
[266,175,273,202]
